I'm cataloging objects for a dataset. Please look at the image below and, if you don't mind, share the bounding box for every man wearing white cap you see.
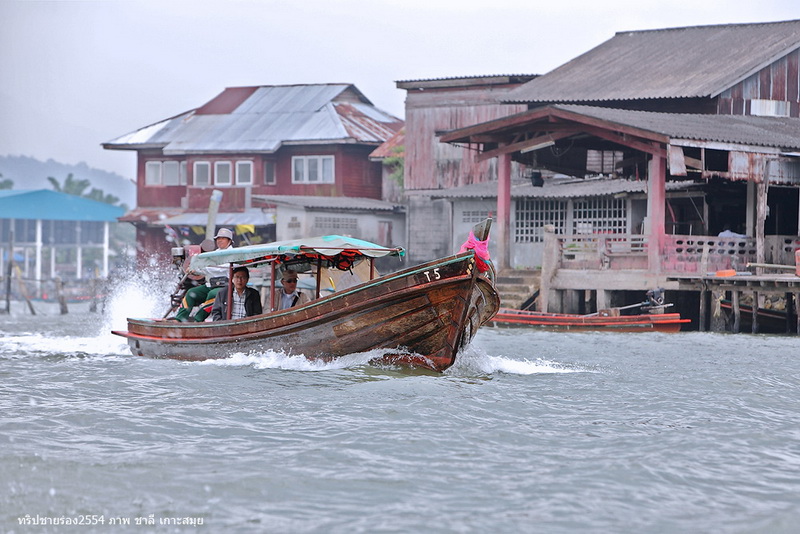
[175,228,235,322]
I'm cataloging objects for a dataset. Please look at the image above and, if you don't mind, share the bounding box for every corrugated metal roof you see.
[370,128,405,160]
[160,209,275,227]
[0,190,125,221]
[505,19,800,103]
[442,104,800,152]
[253,195,404,212]
[412,177,701,200]
[118,207,274,226]
[396,74,539,89]
[104,84,402,154]
[556,105,800,150]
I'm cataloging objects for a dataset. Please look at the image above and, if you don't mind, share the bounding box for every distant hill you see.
[0,155,136,207]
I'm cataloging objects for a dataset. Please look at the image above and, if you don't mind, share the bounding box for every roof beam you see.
[581,126,666,158]
[476,131,578,162]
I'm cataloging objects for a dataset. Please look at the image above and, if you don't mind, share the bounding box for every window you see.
[572,197,627,234]
[215,161,232,186]
[264,160,276,185]
[515,199,567,243]
[462,210,490,224]
[292,155,334,184]
[586,150,624,174]
[236,161,253,185]
[163,161,180,185]
[146,160,188,186]
[145,162,161,185]
[194,162,211,186]
[312,216,358,235]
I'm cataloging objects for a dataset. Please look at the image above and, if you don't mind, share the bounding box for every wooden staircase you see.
[495,268,541,310]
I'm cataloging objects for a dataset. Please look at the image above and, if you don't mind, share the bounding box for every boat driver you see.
[277,270,310,310]
[174,228,235,322]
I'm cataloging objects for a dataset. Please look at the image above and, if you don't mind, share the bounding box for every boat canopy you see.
[189,235,404,271]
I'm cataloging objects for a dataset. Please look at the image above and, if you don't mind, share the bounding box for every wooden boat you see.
[112,220,500,372]
[491,308,690,332]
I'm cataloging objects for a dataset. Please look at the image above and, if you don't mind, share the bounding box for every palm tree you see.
[47,173,91,196]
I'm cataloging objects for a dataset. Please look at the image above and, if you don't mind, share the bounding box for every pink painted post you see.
[647,156,667,273]
[496,152,512,271]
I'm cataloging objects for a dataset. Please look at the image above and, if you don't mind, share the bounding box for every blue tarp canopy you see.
[0,190,125,222]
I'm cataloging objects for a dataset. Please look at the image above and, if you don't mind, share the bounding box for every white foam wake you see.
[447,345,588,376]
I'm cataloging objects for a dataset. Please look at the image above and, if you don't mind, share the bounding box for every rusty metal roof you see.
[118,207,273,226]
[442,104,800,152]
[369,128,405,160]
[555,105,800,150]
[506,19,800,103]
[104,84,402,154]
[412,177,701,200]
[253,195,404,212]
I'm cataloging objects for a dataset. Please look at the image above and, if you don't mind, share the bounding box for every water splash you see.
[102,266,177,333]
[196,349,377,371]
[1,333,128,359]
[447,344,587,376]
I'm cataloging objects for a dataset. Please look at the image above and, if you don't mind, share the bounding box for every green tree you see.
[382,145,405,188]
[85,187,120,206]
[0,173,13,190]
[47,173,91,196]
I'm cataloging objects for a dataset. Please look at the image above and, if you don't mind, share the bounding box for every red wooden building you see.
[394,75,537,264]
[104,84,402,266]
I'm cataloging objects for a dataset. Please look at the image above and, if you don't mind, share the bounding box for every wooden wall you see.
[717,49,800,117]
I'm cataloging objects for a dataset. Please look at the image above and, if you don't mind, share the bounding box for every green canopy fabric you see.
[190,235,404,270]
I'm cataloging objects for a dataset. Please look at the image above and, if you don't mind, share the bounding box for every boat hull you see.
[491,308,689,333]
[113,252,499,371]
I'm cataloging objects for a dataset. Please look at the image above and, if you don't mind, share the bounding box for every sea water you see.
[1,281,800,533]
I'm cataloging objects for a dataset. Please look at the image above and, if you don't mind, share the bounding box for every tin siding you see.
[404,87,529,191]
[717,49,800,117]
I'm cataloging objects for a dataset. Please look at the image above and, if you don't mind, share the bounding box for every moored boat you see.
[112,221,500,371]
[492,308,689,332]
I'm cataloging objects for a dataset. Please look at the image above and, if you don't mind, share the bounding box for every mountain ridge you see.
[0,154,136,207]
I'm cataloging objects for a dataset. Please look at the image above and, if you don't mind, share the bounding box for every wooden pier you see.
[669,273,800,334]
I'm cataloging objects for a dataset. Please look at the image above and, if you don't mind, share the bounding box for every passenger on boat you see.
[175,228,235,322]
[210,266,263,321]
[277,270,310,310]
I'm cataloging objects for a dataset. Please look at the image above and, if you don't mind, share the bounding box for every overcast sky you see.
[2,0,799,179]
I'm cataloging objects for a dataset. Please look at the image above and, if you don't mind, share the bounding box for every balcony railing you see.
[556,234,800,274]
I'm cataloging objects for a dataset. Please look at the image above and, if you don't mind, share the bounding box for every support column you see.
[647,156,667,274]
[746,181,756,237]
[539,225,558,312]
[732,290,741,333]
[751,290,759,334]
[755,175,768,273]
[35,219,42,298]
[496,151,512,271]
[102,221,110,278]
[76,223,82,279]
[698,285,707,332]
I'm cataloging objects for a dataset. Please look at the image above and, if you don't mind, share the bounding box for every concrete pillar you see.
[35,219,42,298]
[647,156,667,274]
[496,152,512,271]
